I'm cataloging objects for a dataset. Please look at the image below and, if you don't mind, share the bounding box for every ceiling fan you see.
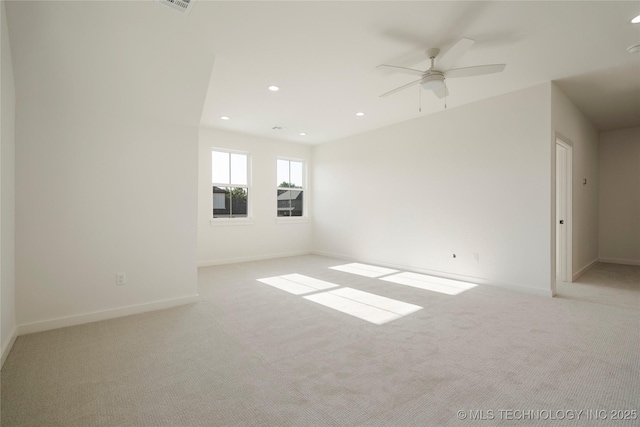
[378,38,506,99]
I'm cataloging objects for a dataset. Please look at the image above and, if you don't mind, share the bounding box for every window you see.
[277,159,305,217]
[212,149,249,219]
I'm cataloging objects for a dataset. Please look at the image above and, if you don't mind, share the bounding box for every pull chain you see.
[419,84,422,112]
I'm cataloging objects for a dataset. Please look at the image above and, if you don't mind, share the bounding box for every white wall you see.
[599,127,640,265]
[8,1,215,333]
[550,84,600,279]
[312,84,553,296]
[198,128,312,265]
[1,0,16,365]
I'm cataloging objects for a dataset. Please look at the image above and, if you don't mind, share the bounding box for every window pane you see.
[229,187,248,218]
[277,189,291,216]
[212,151,230,184]
[213,186,230,217]
[277,189,303,217]
[230,153,247,186]
[290,161,303,188]
[213,186,248,218]
[289,190,303,216]
[277,159,290,187]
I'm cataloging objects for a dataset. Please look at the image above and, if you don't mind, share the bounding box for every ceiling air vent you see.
[156,0,193,14]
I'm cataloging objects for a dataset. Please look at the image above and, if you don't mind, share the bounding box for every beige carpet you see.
[1,256,639,426]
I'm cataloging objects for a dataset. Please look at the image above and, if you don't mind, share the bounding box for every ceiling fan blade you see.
[433,85,449,99]
[379,79,421,98]
[436,37,475,70]
[445,64,506,79]
[376,64,424,76]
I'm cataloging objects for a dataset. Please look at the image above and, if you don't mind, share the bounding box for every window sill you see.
[276,217,309,224]
[210,218,254,226]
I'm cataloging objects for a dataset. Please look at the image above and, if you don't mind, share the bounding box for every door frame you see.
[555,137,573,286]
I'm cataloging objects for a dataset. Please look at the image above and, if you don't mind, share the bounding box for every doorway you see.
[556,139,572,283]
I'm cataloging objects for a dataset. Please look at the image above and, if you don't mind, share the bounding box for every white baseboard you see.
[311,250,553,298]
[1,325,17,369]
[198,250,311,267]
[598,257,640,267]
[573,258,599,281]
[17,294,200,336]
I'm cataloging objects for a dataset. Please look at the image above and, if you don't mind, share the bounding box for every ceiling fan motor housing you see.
[421,72,445,90]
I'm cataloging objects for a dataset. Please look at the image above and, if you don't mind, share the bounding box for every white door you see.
[555,140,572,282]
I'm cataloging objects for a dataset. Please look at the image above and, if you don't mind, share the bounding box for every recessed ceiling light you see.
[220,116,230,120]
[631,14,640,24]
[268,85,280,92]
[299,132,307,136]
[356,112,365,116]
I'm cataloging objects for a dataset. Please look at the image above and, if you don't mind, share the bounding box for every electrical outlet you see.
[116,273,126,286]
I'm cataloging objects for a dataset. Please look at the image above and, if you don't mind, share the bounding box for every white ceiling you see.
[5,1,639,145]
[196,1,640,144]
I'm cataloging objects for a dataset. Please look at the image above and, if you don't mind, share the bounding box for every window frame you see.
[210,148,252,225]
[276,157,307,222]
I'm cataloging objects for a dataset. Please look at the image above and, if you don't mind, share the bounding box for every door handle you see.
[559,220,564,224]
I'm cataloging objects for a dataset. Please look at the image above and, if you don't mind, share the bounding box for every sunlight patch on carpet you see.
[381,272,477,295]
[304,287,422,325]
[329,263,399,278]
[257,274,339,295]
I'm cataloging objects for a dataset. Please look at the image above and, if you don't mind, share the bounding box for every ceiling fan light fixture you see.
[421,74,445,91]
